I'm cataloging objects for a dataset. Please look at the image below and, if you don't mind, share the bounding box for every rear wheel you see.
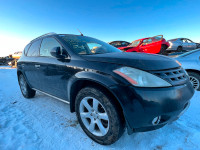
[188,72,200,91]
[75,87,125,145]
[159,45,167,55]
[177,46,183,52]
[18,74,36,98]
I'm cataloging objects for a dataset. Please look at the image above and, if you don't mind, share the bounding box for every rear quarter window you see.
[27,40,42,57]
[24,43,31,56]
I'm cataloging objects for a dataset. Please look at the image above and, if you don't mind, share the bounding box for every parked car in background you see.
[17,33,194,145]
[197,43,200,48]
[0,57,7,65]
[108,41,130,48]
[8,51,22,68]
[118,35,170,55]
[176,49,200,91]
[167,38,198,52]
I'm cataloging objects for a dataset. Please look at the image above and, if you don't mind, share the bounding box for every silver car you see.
[176,49,200,91]
[167,38,197,52]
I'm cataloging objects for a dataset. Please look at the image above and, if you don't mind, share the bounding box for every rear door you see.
[24,39,42,89]
[187,39,197,50]
[37,37,69,100]
[181,39,189,50]
[140,35,163,54]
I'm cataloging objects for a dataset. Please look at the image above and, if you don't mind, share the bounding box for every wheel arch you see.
[69,78,126,125]
[17,70,32,88]
[161,44,169,49]
[177,45,183,49]
[185,69,200,75]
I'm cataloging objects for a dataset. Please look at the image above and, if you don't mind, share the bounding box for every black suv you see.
[17,33,194,145]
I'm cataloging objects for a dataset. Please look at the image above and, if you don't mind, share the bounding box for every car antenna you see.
[77,29,84,36]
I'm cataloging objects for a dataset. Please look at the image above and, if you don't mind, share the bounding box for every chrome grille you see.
[151,67,188,86]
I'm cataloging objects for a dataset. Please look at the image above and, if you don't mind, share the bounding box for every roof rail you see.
[31,32,57,42]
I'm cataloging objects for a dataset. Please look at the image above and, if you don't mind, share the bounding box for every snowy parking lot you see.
[0,66,200,150]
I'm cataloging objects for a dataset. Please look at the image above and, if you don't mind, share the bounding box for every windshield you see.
[60,35,122,55]
[129,40,141,47]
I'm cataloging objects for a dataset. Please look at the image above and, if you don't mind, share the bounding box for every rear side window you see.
[24,43,31,55]
[27,40,42,56]
[143,39,152,45]
[152,35,162,42]
[40,37,62,57]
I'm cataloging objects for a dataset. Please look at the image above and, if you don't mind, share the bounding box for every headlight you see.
[175,60,182,66]
[113,67,172,87]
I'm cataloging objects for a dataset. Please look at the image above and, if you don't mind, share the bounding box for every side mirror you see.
[50,47,66,59]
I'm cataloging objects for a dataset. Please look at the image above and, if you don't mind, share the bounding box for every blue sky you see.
[0,0,200,56]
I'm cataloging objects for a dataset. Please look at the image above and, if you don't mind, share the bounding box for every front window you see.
[129,40,141,47]
[60,35,121,55]
[40,37,62,57]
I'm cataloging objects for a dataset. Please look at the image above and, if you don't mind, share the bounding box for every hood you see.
[82,52,180,71]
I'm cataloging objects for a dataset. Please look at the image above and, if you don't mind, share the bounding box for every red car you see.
[119,35,170,54]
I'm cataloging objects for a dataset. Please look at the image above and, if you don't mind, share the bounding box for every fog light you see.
[152,116,161,125]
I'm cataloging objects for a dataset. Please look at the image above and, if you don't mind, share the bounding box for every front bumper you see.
[110,81,194,134]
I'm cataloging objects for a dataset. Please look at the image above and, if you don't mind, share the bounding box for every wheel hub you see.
[79,97,109,137]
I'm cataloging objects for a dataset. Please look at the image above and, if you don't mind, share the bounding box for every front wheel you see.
[75,87,125,145]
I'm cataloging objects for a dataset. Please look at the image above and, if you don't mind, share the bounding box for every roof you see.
[31,32,57,42]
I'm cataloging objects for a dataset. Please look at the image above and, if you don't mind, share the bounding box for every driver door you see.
[140,35,163,54]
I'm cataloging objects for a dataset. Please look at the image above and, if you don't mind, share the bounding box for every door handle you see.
[35,65,40,68]
[21,64,25,68]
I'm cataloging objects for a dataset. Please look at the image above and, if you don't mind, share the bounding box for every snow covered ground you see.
[0,66,200,150]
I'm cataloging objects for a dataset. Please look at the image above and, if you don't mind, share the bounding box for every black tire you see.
[159,45,167,55]
[188,72,200,91]
[75,87,125,145]
[177,46,183,52]
[18,74,36,98]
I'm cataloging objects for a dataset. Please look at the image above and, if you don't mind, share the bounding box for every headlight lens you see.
[175,60,182,66]
[114,67,172,87]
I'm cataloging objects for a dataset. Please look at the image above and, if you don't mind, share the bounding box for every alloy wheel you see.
[190,76,200,90]
[19,75,27,95]
[79,97,109,136]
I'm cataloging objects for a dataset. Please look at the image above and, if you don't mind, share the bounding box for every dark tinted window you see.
[24,43,31,55]
[27,40,41,56]
[60,35,121,55]
[40,37,62,57]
